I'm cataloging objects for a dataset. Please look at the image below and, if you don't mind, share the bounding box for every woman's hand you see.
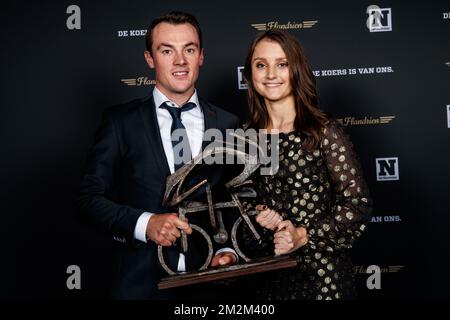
[273,220,309,255]
[255,204,283,231]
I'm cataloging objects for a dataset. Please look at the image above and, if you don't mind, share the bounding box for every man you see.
[77,11,240,299]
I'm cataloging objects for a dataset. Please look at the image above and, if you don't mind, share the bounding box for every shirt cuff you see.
[134,212,153,243]
[177,253,186,272]
[215,247,239,263]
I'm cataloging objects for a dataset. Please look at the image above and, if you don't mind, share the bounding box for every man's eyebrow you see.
[183,42,199,48]
[157,43,175,50]
[157,42,199,50]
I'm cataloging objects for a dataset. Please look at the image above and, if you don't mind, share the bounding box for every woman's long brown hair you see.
[244,29,329,150]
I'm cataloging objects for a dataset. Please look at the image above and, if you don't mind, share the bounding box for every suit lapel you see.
[139,95,171,178]
[199,98,217,151]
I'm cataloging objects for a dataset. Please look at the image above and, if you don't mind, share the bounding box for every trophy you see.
[157,132,297,290]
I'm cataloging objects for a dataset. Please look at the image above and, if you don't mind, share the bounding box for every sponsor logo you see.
[117,29,147,37]
[370,215,402,223]
[313,66,394,77]
[337,116,395,127]
[366,5,392,32]
[354,265,404,274]
[376,157,399,181]
[251,20,318,31]
[121,77,155,86]
[237,66,247,90]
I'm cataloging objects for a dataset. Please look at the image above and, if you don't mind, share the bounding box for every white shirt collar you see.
[152,87,200,109]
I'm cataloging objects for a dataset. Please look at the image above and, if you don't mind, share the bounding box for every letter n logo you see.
[376,157,399,181]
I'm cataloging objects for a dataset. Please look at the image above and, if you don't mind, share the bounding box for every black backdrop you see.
[1,0,449,300]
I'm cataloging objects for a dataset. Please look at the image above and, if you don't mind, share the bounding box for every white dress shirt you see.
[132,87,235,271]
[154,87,205,174]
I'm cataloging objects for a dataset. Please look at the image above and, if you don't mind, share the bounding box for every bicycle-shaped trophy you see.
[157,133,297,289]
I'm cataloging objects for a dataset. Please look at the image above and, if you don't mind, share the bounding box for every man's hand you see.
[146,213,192,246]
[255,204,283,230]
[210,252,237,267]
[273,220,308,255]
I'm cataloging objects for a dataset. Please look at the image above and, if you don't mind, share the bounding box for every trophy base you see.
[158,255,297,290]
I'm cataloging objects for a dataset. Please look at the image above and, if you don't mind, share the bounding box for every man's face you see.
[145,23,204,103]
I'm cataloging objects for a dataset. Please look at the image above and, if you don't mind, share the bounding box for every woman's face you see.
[251,39,292,103]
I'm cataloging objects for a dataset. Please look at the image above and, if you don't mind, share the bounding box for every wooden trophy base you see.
[158,255,297,290]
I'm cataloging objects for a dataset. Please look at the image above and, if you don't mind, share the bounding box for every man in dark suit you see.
[77,11,240,299]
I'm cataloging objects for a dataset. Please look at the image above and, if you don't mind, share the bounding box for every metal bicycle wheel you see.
[231,216,252,262]
[157,224,213,275]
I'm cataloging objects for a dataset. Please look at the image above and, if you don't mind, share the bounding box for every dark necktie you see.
[160,102,196,171]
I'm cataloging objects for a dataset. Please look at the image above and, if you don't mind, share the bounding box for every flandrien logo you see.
[366,5,392,32]
[354,265,404,274]
[121,77,155,86]
[354,265,403,290]
[337,116,395,127]
[376,157,399,181]
[117,29,147,37]
[251,20,318,31]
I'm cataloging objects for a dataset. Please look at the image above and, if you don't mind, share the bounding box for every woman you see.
[241,29,372,300]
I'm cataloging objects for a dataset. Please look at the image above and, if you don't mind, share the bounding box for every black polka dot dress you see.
[243,119,372,300]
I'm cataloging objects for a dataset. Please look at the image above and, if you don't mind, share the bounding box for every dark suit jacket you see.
[77,94,241,299]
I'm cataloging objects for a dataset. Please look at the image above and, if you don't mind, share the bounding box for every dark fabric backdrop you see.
[1,0,449,299]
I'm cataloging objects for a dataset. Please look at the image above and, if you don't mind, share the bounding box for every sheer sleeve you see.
[305,120,372,253]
